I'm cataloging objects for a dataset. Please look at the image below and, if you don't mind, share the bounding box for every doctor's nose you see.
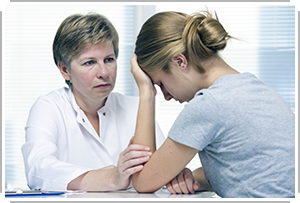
[96,64,109,79]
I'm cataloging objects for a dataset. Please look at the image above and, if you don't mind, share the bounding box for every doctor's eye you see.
[104,57,115,63]
[83,60,96,66]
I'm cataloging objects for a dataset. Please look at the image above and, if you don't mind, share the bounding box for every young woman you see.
[130,10,295,198]
[21,13,165,192]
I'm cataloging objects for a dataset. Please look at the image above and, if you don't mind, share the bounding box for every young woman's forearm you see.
[133,92,156,153]
[131,91,156,190]
[130,54,157,153]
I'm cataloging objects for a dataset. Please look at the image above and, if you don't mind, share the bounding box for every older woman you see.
[21,13,165,192]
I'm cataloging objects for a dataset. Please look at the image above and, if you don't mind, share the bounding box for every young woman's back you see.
[168,72,295,197]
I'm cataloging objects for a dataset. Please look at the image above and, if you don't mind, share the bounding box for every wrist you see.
[139,89,156,100]
[110,166,123,190]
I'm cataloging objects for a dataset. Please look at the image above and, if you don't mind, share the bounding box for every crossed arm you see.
[130,54,212,193]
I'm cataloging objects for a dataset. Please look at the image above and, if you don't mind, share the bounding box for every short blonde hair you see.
[53,13,119,86]
[135,10,233,74]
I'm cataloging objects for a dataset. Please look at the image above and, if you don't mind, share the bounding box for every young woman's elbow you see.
[134,185,158,193]
[132,179,158,193]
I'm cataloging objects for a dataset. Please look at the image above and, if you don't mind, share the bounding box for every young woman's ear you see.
[171,54,188,70]
[57,62,71,80]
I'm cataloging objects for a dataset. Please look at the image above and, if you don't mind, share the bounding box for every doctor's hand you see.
[166,168,200,194]
[113,136,152,190]
[130,54,157,97]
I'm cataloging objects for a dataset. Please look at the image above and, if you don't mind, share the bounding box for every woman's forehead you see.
[147,69,165,83]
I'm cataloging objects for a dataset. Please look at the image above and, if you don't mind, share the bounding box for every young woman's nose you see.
[96,63,109,79]
[161,86,172,101]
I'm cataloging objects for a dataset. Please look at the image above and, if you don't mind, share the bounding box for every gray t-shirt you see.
[168,72,295,198]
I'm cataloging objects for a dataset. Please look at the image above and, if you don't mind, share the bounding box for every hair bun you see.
[183,11,231,58]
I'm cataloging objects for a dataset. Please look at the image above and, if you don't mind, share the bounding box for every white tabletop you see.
[62,188,220,198]
[5,187,220,199]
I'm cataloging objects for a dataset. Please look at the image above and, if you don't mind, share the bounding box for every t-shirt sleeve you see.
[168,91,224,151]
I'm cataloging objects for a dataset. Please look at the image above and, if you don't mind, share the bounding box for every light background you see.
[1,1,299,202]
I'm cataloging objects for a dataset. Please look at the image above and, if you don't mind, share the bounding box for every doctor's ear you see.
[171,54,188,70]
[57,62,71,80]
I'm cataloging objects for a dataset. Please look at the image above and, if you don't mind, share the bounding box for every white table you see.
[63,188,220,198]
[5,187,220,199]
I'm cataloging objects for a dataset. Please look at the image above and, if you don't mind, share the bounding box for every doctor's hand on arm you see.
[67,137,152,191]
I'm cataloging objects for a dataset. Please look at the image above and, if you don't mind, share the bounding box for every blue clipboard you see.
[5,189,65,197]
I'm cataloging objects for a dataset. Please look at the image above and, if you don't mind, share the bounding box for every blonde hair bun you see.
[183,10,232,60]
